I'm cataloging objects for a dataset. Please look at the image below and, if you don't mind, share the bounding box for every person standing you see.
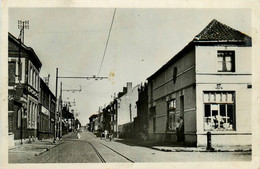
[177,116,184,142]
[77,130,81,139]
[104,130,108,139]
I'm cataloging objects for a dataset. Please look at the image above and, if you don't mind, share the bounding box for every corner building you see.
[8,33,42,142]
[147,19,252,146]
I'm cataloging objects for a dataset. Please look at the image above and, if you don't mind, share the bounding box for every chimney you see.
[127,82,132,93]
[123,87,127,94]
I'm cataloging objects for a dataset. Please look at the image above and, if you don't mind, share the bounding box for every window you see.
[204,91,235,131]
[32,70,35,87]
[35,73,37,89]
[168,99,177,131]
[17,108,21,129]
[28,102,32,127]
[217,51,235,72]
[150,82,153,101]
[8,61,16,84]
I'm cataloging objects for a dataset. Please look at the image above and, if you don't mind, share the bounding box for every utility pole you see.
[54,68,108,141]
[54,68,58,142]
[59,82,62,139]
[129,104,132,123]
[17,20,29,144]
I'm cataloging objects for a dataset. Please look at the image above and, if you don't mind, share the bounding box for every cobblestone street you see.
[9,128,251,163]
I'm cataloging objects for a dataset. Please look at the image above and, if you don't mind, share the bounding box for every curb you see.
[151,147,252,153]
[35,141,64,156]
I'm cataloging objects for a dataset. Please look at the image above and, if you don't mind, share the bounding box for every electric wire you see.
[97,8,117,76]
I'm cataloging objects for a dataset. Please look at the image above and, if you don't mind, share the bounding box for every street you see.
[9,128,251,163]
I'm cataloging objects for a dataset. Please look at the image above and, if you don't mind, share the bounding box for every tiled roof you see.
[193,19,251,44]
[147,19,251,80]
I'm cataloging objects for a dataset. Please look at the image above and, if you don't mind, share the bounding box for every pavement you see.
[8,130,251,163]
[9,133,252,162]
[8,132,75,163]
[112,138,252,153]
[151,145,252,152]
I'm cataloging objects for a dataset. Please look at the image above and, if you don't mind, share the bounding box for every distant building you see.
[135,82,148,140]
[102,105,112,133]
[38,78,56,139]
[147,19,252,146]
[61,105,75,134]
[8,33,42,145]
[89,114,99,132]
[117,82,140,135]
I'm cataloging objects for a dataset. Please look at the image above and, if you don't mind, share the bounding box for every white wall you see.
[195,46,252,146]
[117,84,140,126]
[195,46,251,74]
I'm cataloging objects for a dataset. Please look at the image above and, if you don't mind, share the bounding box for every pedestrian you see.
[100,131,104,140]
[104,130,108,140]
[77,131,81,139]
[109,133,113,141]
[177,116,184,143]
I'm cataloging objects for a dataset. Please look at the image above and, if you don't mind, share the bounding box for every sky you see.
[8,8,251,125]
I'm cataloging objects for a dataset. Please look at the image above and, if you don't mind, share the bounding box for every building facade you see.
[117,82,140,135]
[135,82,149,140]
[38,78,56,139]
[8,33,42,144]
[62,106,75,133]
[89,114,99,132]
[147,19,252,146]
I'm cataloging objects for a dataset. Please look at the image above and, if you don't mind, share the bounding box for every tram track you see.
[88,142,106,163]
[100,143,134,163]
[88,140,134,163]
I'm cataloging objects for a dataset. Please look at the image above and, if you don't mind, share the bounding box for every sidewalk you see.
[112,137,252,153]
[151,145,252,152]
[8,132,76,163]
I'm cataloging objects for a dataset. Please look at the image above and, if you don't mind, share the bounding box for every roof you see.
[194,19,251,44]
[89,114,98,119]
[8,32,42,68]
[40,77,56,99]
[147,19,251,80]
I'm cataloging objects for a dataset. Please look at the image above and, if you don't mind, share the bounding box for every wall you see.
[8,34,42,140]
[117,84,140,129]
[148,48,196,142]
[195,46,252,146]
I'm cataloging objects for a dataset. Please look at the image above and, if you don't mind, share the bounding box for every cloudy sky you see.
[8,8,251,125]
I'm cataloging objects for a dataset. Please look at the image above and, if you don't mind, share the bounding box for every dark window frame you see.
[217,51,235,72]
[167,99,176,131]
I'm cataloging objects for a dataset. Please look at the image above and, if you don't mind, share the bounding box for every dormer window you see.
[217,51,235,72]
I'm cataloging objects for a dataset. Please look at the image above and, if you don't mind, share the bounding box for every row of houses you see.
[8,32,77,146]
[89,19,252,147]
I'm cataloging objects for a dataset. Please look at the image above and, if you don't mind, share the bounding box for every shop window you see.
[204,91,235,131]
[168,99,177,131]
[217,51,235,72]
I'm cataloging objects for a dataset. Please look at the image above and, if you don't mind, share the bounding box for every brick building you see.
[8,32,42,144]
[38,78,56,139]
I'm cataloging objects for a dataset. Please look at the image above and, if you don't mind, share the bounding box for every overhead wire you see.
[97,8,117,76]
